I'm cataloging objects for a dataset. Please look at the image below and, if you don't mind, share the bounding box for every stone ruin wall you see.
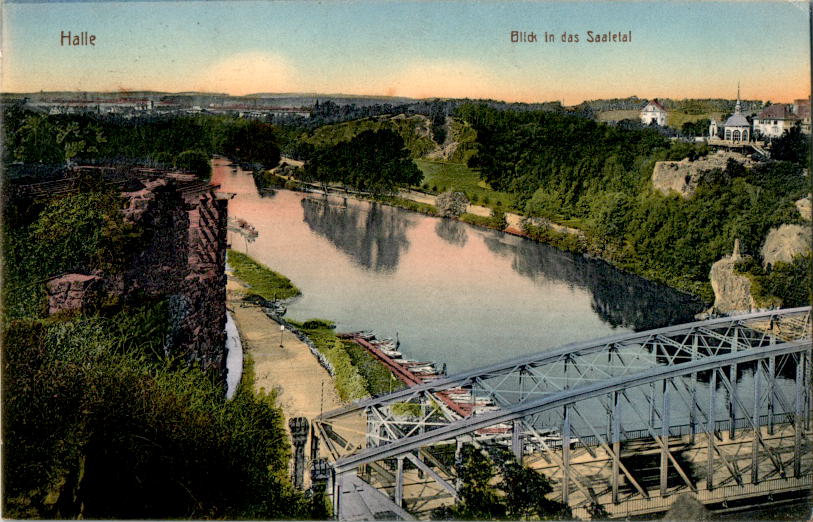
[45,175,228,378]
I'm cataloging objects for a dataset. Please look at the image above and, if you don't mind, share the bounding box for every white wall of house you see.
[640,104,667,126]
[753,118,794,138]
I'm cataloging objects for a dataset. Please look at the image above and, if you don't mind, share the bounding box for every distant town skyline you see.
[2,1,810,105]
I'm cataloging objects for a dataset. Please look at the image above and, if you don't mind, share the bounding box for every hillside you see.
[302,114,437,158]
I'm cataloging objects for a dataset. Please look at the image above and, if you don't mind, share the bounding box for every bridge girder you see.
[313,307,812,520]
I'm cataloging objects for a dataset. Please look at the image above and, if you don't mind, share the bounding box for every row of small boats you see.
[346,330,576,444]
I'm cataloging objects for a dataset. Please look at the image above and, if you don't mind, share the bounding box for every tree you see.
[770,123,810,165]
[490,208,508,230]
[175,150,211,179]
[436,191,469,218]
[228,217,259,253]
[306,129,422,195]
[219,120,281,168]
[431,446,571,521]
[10,115,104,165]
[431,445,505,520]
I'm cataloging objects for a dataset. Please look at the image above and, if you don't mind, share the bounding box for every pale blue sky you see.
[3,1,810,104]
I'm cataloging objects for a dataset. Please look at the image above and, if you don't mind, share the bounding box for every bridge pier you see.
[289,417,310,490]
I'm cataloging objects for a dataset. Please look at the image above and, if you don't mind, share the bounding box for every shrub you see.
[436,191,470,218]
[302,318,335,329]
[174,150,211,179]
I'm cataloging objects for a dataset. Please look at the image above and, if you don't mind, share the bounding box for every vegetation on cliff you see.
[299,114,436,158]
[3,141,317,518]
[3,182,141,320]
[3,301,320,519]
[456,103,809,301]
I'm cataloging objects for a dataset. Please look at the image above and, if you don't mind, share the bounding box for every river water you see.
[213,160,705,374]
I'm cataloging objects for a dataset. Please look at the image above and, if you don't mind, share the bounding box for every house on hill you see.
[640,99,667,126]
[796,100,811,134]
[753,104,799,138]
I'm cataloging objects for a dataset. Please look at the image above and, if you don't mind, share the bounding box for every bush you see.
[436,191,470,218]
[174,150,211,179]
[490,208,508,230]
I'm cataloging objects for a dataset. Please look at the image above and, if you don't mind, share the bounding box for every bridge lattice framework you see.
[313,307,813,520]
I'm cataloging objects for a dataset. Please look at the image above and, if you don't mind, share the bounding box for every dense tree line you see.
[458,103,809,301]
[3,105,281,175]
[303,129,422,194]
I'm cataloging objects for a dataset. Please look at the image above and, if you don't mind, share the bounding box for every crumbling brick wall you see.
[45,173,228,378]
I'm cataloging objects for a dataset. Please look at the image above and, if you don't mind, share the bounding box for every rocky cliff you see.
[761,223,812,268]
[709,240,757,314]
[652,151,754,198]
[45,171,229,377]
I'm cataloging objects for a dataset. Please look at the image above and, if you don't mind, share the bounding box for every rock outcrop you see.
[46,274,105,315]
[761,224,811,268]
[652,151,753,198]
[44,171,229,377]
[709,239,757,314]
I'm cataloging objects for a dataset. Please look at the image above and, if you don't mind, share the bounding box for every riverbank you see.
[227,248,300,301]
[258,166,709,301]
[379,189,708,301]
[226,273,343,458]
[225,252,402,442]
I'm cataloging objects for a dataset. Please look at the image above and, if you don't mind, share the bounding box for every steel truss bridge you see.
[313,307,812,520]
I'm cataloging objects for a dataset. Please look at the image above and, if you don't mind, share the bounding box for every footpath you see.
[226,275,342,440]
[398,188,580,236]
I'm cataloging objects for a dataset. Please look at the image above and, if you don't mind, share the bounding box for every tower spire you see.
[735,82,742,114]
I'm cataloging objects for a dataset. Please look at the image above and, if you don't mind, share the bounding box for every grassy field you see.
[596,110,640,122]
[414,159,516,209]
[666,111,724,129]
[227,249,300,301]
[596,109,724,129]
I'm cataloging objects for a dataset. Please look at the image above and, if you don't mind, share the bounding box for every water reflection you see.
[301,196,414,272]
[483,234,705,331]
[434,219,468,247]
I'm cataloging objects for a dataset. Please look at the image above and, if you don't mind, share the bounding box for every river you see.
[212,159,705,374]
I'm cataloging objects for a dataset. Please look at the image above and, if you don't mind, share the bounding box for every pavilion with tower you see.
[710,85,751,143]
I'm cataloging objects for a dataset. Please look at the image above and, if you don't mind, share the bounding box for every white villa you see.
[640,99,667,126]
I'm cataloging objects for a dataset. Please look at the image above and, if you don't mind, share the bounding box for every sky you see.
[2,0,811,105]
